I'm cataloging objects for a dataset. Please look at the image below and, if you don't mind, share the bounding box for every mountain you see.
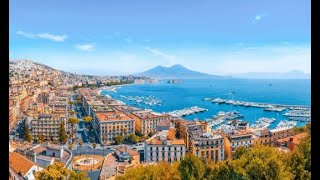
[231,70,311,79]
[135,64,225,79]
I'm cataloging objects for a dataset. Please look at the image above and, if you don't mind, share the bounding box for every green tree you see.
[59,122,67,144]
[68,117,79,138]
[233,146,247,160]
[113,134,123,145]
[123,134,140,144]
[24,124,33,142]
[68,143,74,151]
[69,101,75,105]
[116,161,181,180]
[147,131,155,138]
[243,145,293,180]
[35,162,70,180]
[70,110,76,115]
[178,154,205,180]
[83,116,93,123]
[69,171,90,180]
[38,133,44,144]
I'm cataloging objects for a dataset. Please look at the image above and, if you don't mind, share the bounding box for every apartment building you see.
[94,111,135,144]
[223,129,254,159]
[191,133,225,163]
[31,114,66,141]
[130,110,172,136]
[145,128,186,163]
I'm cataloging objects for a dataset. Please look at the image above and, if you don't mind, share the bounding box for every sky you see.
[9,0,310,76]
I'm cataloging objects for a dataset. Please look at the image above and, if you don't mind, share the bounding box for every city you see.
[9,0,311,179]
[9,60,310,180]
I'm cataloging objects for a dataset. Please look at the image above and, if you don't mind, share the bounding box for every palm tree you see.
[78,139,83,156]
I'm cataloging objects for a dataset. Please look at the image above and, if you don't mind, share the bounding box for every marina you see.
[119,95,162,106]
[204,97,311,112]
[167,106,208,117]
[276,120,297,129]
[206,111,244,128]
[250,117,276,129]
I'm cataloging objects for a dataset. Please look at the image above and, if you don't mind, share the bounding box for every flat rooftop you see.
[96,112,133,122]
[131,110,170,119]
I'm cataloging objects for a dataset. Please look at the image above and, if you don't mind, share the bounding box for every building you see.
[31,114,66,141]
[190,132,225,163]
[9,152,43,180]
[130,110,172,136]
[252,128,273,146]
[269,127,295,141]
[94,111,135,144]
[275,132,308,151]
[223,129,254,159]
[144,128,186,163]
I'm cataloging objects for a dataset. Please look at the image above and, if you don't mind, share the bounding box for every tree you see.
[113,134,123,145]
[116,161,181,180]
[78,139,83,156]
[69,171,90,180]
[69,101,75,105]
[83,116,93,123]
[241,145,293,180]
[233,146,247,160]
[35,162,70,180]
[68,117,79,139]
[68,143,74,151]
[178,154,205,180]
[70,110,76,115]
[38,133,44,144]
[123,134,140,144]
[24,124,33,142]
[59,122,67,144]
[147,131,155,138]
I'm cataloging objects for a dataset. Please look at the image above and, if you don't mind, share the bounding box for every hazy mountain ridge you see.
[135,64,226,79]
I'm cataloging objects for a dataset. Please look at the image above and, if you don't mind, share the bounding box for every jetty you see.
[204,97,311,112]
[167,106,208,117]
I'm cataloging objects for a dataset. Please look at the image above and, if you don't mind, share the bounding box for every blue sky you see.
[9,0,310,75]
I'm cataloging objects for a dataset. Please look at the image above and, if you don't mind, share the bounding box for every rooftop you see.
[9,152,39,176]
[96,112,133,122]
[131,110,166,119]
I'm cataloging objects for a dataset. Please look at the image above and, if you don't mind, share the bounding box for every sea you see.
[101,79,311,129]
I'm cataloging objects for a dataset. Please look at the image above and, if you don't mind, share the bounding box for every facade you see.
[275,132,308,151]
[144,128,186,163]
[130,110,172,136]
[95,111,135,144]
[191,133,225,163]
[224,129,254,159]
[31,114,66,141]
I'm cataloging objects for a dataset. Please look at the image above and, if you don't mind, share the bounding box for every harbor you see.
[119,95,162,106]
[166,106,208,117]
[204,97,311,112]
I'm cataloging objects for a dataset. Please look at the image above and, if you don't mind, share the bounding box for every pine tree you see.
[24,124,33,142]
[59,122,67,144]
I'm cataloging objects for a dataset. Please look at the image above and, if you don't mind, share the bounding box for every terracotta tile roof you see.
[9,152,38,176]
[96,112,133,122]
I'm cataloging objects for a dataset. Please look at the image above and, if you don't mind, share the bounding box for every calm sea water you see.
[101,79,311,129]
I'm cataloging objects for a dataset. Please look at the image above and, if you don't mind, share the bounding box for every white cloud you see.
[253,13,267,22]
[75,44,95,52]
[16,30,67,42]
[37,33,67,42]
[16,30,36,38]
